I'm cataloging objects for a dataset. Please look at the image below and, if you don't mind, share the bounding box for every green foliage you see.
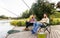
[10,20,18,26]
[10,20,26,26]
[29,0,55,20]
[21,10,32,18]
[17,21,26,26]
[50,18,60,25]
[10,17,60,26]
[0,15,8,19]
[50,12,60,18]
[11,11,60,26]
[17,21,22,26]
[49,12,60,25]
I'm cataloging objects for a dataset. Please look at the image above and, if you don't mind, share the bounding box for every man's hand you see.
[39,20,46,23]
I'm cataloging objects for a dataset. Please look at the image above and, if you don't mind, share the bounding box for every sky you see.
[0,0,60,17]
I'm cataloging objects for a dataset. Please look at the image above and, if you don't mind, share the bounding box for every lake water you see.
[0,20,14,38]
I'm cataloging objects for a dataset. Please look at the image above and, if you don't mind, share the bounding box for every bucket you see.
[37,32,46,38]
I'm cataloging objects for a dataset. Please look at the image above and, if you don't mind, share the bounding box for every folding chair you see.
[39,22,51,34]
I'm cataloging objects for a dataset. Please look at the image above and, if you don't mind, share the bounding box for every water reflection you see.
[0,20,14,38]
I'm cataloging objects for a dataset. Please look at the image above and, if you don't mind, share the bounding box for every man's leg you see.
[25,22,33,31]
[26,22,30,28]
[24,22,30,31]
[26,22,33,28]
[32,22,40,34]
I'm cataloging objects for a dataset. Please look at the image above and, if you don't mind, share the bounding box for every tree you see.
[21,10,32,18]
[29,0,55,20]
[0,15,8,19]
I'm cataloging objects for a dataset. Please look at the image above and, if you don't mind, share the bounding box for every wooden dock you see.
[7,25,60,38]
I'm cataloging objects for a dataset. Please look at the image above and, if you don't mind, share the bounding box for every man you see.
[31,13,49,34]
[24,14,36,31]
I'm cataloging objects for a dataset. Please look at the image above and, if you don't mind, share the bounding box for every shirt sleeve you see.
[46,18,49,24]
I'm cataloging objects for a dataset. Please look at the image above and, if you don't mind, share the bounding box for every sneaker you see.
[31,30,35,34]
[24,28,30,31]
